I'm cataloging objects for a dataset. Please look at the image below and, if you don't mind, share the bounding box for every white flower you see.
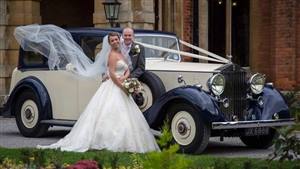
[66,63,76,72]
[122,78,142,95]
[133,44,140,55]
[129,88,134,93]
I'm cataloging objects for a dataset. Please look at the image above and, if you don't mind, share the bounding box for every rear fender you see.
[4,76,52,119]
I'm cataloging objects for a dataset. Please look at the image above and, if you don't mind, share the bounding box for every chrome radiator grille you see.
[220,64,247,121]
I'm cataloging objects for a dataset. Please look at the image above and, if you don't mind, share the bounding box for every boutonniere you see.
[131,44,140,56]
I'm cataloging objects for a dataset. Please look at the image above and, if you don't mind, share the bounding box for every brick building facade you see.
[0,0,299,105]
[250,0,299,90]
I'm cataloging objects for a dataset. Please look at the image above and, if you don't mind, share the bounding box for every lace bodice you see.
[114,60,128,77]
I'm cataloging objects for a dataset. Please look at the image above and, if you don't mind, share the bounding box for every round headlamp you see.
[208,74,225,96]
[249,73,265,95]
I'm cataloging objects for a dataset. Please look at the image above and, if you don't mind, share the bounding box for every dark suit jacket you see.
[129,42,145,78]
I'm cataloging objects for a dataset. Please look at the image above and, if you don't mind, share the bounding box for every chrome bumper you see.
[212,118,295,130]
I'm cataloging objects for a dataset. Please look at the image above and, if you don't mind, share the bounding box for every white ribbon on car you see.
[134,40,230,64]
[179,40,230,63]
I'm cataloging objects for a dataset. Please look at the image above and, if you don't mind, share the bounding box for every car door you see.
[76,36,104,117]
[12,50,79,120]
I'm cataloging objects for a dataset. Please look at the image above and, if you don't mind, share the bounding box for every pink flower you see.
[67,160,100,169]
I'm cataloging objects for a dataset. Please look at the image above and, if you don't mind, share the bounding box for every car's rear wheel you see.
[240,128,277,149]
[168,103,210,154]
[15,90,49,137]
[138,71,166,111]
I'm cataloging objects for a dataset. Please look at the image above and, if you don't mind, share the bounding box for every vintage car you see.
[3,27,294,154]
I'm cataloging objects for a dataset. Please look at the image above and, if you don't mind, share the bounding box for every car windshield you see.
[80,34,181,62]
[135,35,180,61]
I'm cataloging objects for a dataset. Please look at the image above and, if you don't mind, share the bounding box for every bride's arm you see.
[119,69,130,82]
[108,53,123,88]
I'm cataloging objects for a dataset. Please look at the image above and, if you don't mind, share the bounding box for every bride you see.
[14,25,160,153]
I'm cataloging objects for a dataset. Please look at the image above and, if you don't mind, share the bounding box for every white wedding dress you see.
[38,60,160,153]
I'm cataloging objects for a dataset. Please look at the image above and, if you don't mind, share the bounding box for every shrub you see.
[0,158,25,169]
[142,121,192,169]
[269,126,300,161]
[20,148,47,168]
[282,88,300,122]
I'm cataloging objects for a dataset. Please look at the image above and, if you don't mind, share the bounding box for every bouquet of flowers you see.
[122,78,142,96]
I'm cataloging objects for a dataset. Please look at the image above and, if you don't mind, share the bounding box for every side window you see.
[80,36,104,61]
[23,51,47,67]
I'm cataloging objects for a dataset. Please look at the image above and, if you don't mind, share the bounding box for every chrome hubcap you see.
[21,100,39,128]
[171,111,196,146]
[25,109,32,119]
[178,122,188,135]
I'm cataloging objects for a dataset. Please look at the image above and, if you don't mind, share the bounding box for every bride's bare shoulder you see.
[108,51,120,64]
[110,50,122,59]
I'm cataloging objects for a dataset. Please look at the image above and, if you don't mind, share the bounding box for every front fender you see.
[249,86,290,120]
[3,76,52,119]
[144,86,221,128]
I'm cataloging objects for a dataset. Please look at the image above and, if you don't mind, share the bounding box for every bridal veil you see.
[14,24,111,78]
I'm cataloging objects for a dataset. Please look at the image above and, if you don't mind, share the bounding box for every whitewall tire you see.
[20,100,39,129]
[15,90,49,137]
[171,111,196,146]
[138,71,166,111]
[168,103,210,154]
[139,82,153,111]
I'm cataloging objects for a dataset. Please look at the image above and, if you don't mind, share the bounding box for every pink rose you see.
[67,160,100,169]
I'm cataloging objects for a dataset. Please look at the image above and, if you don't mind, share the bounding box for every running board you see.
[151,129,162,137]
[41,120,163,137]
[41,119,76,127]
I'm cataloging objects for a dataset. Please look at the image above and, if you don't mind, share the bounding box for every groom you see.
[121,27,145,105]
[121,27,145,79]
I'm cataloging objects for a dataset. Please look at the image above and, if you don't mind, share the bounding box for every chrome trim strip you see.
[149,69,220,73]
[212,119,295,129]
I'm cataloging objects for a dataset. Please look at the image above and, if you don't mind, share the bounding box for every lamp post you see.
[102,0,121,27]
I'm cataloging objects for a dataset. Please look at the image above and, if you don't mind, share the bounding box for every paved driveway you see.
[0,117,274,158]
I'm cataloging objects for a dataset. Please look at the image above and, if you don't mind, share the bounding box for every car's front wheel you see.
[240,128,277,149]
[168,103,210,154]
[15,90,49,137]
